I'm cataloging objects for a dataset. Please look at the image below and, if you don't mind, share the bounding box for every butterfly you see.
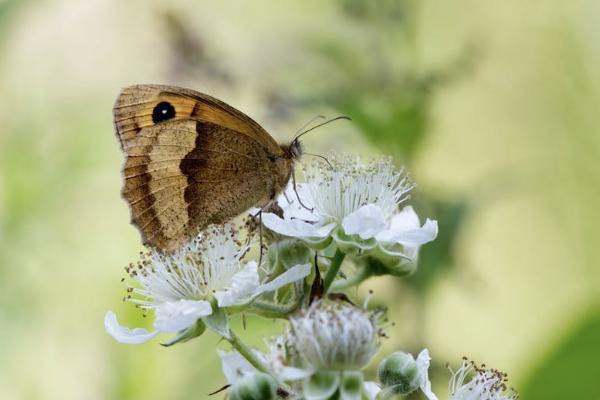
[113,84,343,252]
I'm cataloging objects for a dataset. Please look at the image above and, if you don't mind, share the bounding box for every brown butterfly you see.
[113,84,342,252]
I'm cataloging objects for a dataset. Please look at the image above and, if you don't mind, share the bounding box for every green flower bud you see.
[366,251,417,277]
[378,352,420,395]
[269,239,312,271]
[229,372,277,400]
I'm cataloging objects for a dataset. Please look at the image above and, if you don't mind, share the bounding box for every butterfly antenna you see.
[294,115,326,137]
[292,115,351,143]
[303,152,333,169]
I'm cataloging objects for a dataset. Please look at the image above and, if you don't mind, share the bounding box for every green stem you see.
[226,330,271,375]
[330,266,373,292]
[322,249,346,293]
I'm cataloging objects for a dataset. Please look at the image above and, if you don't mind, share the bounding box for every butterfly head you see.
[284,138,304,161]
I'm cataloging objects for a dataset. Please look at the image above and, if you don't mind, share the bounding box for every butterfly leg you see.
[257,209,264,268]
[291,167,313,211]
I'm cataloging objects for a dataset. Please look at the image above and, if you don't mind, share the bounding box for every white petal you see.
[153,300,213,333]
[416,349,438,400]
[278,184,319,221]
[263,213,335,240]
[376,207,438,247]
[342,204,387,239]
[392,205,421,229]
[218,350,256,385]
[104,311,158,344]
[277,366,314,381]
[363,381,381,400]
[254,263,311,295]
[215,262,261,307]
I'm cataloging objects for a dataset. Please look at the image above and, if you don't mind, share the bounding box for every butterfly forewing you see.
[113,85,291,251]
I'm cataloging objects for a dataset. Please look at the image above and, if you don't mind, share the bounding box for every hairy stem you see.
[322,249,346,293]
[226,330,270,375]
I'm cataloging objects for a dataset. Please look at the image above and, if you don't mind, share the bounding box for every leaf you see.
[520,309,600,399]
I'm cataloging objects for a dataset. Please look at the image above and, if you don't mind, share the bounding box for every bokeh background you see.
[1,0,599,399]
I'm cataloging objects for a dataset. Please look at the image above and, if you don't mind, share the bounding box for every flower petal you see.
[153,300,213,333]
[363,381,381,400]
[254,263,311,296]
[262,213,335,240]
[376,206,438,247]
[342,204,387,240]
[416,349,438,400]
[104,311,158,344]
[218,350,256,385]
[215,261,261,307]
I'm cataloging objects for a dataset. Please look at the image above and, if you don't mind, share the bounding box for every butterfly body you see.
[113,84,299,252]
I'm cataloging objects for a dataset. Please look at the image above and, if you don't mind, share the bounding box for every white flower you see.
[289,301,380,371]
[449,359,519,400]
[262,154,437,262]
[105,224,310,344]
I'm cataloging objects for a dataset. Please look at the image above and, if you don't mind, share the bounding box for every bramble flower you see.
[448,358,519,400]
[104,224,310,344]
[286,301,383,399]
[262,154,437,271]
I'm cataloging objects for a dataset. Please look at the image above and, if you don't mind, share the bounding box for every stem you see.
[226,330,270,375]
[330,266,373,292]
[322,249,346,293]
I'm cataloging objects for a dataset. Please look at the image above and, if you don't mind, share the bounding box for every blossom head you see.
[104,224,310,344]
[262,154,437,269]
[289,301,381,371]
[449,358,519,400]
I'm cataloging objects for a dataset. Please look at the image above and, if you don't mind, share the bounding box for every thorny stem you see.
[226,330,271,375]
[330,266,373,292]
[322,249,346,293]
[226,329,294,395]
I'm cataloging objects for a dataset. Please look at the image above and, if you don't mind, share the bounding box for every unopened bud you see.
[378,352,420,395]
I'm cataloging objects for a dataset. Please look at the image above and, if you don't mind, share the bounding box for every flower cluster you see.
[263,154,437,275]
[103,152,518,400]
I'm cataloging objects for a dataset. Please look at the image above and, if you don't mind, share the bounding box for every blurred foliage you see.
[521,308,600,398]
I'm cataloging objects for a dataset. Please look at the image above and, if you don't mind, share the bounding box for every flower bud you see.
[229,372,277,400]
[366,251,418,277]
[268,239,312,271]
[378,351,420,395]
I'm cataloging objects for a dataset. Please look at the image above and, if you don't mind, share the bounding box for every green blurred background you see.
[0,0,599,399]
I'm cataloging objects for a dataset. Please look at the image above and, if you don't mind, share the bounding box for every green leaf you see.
[520,309,600,399]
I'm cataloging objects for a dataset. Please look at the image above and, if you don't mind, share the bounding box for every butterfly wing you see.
[114,85,289,251]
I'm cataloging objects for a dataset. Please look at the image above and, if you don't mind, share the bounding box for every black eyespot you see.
[152,101,176,123]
